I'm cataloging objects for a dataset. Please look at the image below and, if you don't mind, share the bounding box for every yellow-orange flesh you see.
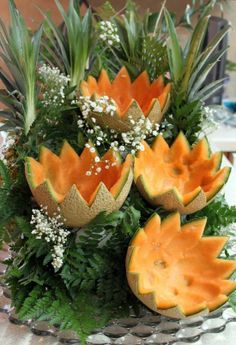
[128,213,236,315]
[134,133,229,204]
[27,142,132,205]
[80,67,171,117]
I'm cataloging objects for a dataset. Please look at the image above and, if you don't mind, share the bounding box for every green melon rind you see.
[32,180,60,216]
[214,151,223,172]
[61,168,133,227]
[80,96,167,133]
[31,168,133,228]
[112,160,133,200]
[135,174,207,215]
[161,92,171,115]
[126,217,236,319]
[25,157,37,190]
[135,159,231,215]
[206,167,231,203]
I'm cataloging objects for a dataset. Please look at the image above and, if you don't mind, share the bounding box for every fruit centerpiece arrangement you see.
[0,0,236,343]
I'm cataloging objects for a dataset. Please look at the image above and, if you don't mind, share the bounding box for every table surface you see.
[0,134,236,345]
[208,123,236,152]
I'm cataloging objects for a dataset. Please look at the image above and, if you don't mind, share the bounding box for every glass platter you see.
[0,242,236,345]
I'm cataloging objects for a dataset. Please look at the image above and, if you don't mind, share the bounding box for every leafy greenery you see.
[0,0,42,133]
[42,0,93,88]
[91,1,169,81]
[4,190,146,343]
[163,7,229,144]
[0,1,236,342]
[187,194,236,236]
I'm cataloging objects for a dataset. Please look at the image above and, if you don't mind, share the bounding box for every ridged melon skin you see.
[25,143,133,228]
[134,133,231,215]
[126,213,236,319]
[79,67,171,133]
[85,96,170,133]
[31,169,133,227]
[135,175,207,215]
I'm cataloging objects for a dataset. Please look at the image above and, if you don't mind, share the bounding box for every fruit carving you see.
[80,67,171,132]
[134,132,231,214]
[126,212,236,318]
[25,141,133,227]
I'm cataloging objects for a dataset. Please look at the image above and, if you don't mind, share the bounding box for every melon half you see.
[134,132,231,214]
[80,67,171,132]
[126,212,236,318]
[25,141,133,227]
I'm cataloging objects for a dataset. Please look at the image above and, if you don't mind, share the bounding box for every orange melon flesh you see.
[26,141,132,205]
[25,157,45,189]
[127,213,236,316]
[134,133,230,205]
[80,67,171,117]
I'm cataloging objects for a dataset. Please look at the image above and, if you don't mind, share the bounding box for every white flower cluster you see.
[78,95,116,119]
[0,133,16,166]
[31,207,70,270]
[84,142,117,176]
[98,20,120,46]
[201,106,219,135]
[121,117,160,154]
[77,95,161,155]
[38,64,70,107]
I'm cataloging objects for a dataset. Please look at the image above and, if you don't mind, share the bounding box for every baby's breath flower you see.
[31,207,69,270]
[97,20,120,47]
[38,64,70,108]
[0,132,17,166]
[201,106,219,135]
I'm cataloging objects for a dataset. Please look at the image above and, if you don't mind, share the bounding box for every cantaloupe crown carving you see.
[134,132,231,214]
[25,141,133,227]
[126,212,236,318]
[80,67,171,132]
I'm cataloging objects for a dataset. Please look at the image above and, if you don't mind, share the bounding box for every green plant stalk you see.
[181,15,210,96]
[164,8,183,83]
[25,86,36,134]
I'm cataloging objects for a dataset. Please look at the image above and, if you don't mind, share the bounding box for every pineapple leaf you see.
[181,15,210,95]
[188,47,228,93]
[194,78,225,101]
[188,48,228,100]
[164,8,183,83]
[192,25,230,72]
[0,0,42,134]
[42,0,93,88]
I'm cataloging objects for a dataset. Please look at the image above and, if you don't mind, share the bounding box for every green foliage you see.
[164,8,183,84]
[61,203,141,306]
[42,0,93,88]
[0,160,31,240]
[91,1,169,81]
[163,7,229,144]
[5,192,145,343]
[1,1,236,342]
[0,0,42,134]
[187,194,236,236]
[165,94,203,145]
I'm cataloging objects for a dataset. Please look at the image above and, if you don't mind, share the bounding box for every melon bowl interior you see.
[126,212,236,319]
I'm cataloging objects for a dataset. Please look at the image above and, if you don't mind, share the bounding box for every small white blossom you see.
[38,64,70,108]
[0,133,17,167]
[98,21,120,47]
[31,207,69,270]
[200,106,219,135]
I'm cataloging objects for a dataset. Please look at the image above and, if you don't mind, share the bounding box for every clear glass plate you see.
[0,242,236,345]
